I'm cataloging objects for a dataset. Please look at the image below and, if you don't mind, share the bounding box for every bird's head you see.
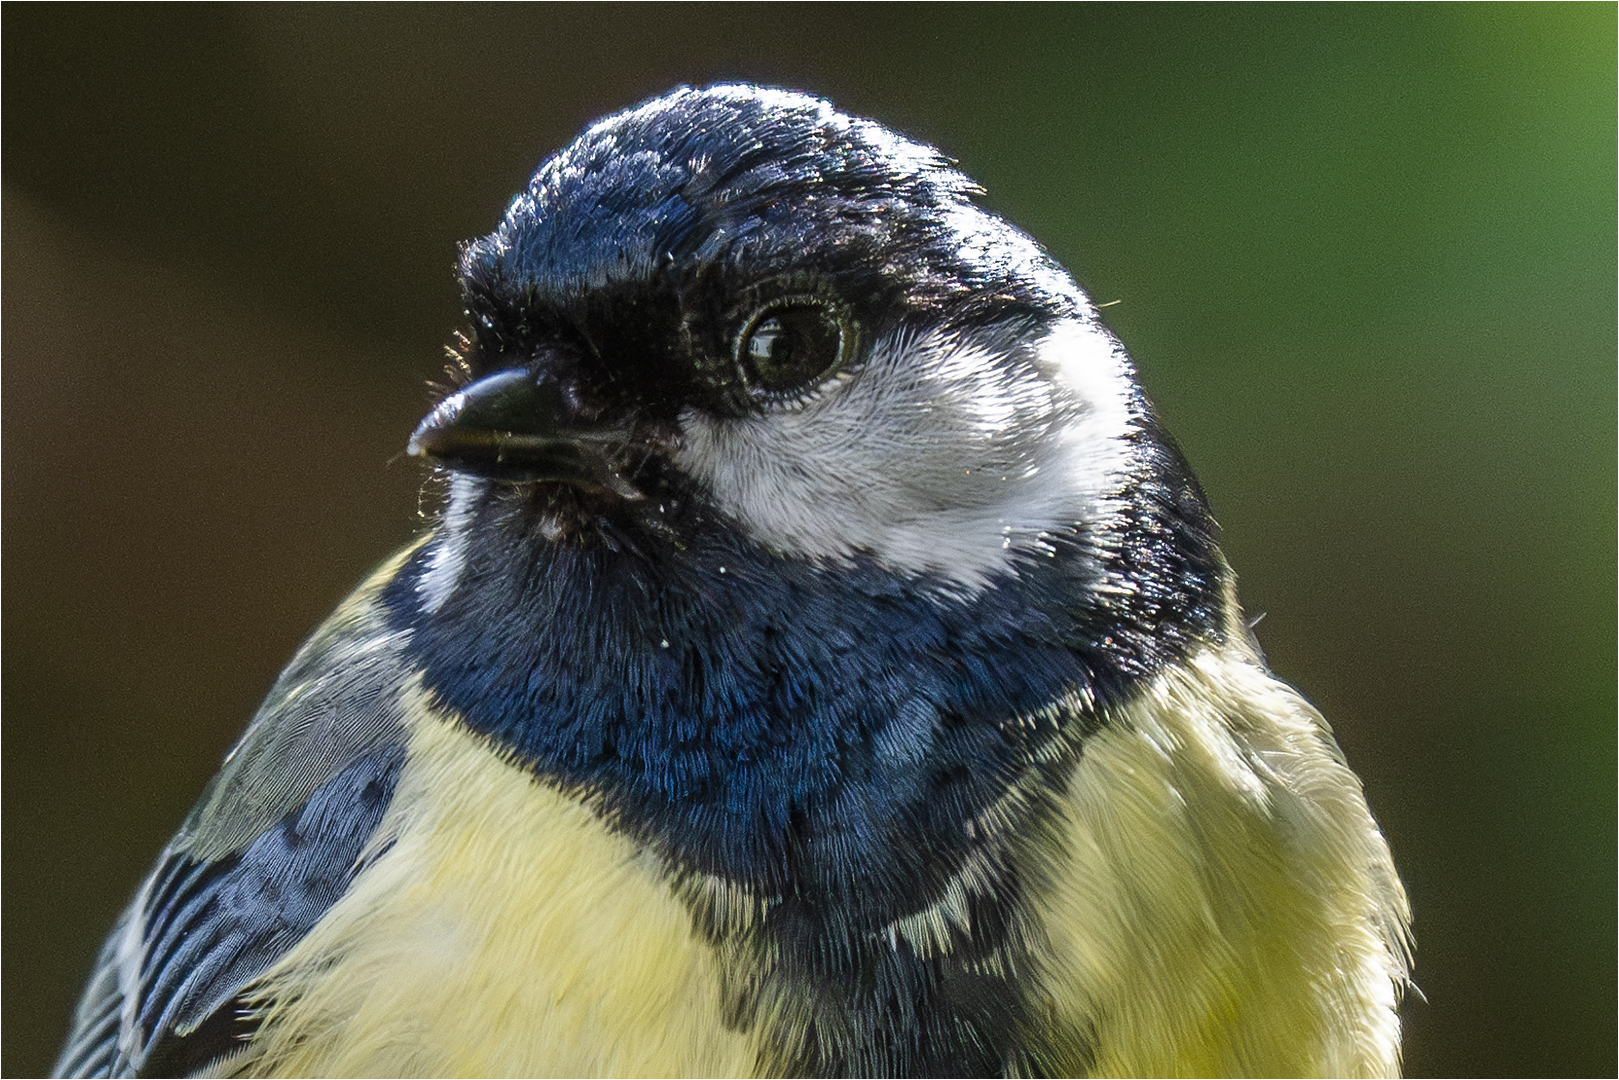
[408,85,1196,602]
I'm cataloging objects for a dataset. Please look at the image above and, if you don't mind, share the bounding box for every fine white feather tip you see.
[417,475,481,614]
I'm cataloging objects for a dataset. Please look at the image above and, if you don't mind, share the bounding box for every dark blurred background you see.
[4,5,1613,1076]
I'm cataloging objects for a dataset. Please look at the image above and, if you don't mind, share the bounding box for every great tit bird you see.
[56,84,1409,1079]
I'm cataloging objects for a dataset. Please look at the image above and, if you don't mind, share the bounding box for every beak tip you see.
[405,425,438,461]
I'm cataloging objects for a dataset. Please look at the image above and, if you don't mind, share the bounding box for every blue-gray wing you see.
[54,549,423,1079]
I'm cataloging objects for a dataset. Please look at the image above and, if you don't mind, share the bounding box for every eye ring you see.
[733,295,857,402]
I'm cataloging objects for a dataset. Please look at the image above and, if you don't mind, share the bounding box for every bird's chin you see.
[509,479,675,549]
[508,482,605,540]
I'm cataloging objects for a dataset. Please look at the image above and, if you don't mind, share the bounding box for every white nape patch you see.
[417,475,482,614]
[674,317,1137,591]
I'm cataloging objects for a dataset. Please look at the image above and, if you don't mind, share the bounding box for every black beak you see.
[407,367,644,497]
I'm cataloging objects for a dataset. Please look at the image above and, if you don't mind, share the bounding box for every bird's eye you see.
[735,298,854,400]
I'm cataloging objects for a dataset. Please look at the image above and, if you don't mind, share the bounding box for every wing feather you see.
[54,547,425,1079]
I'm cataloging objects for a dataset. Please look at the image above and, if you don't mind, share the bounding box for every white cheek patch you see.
[417,474,483,614]
[674,317,1138,591]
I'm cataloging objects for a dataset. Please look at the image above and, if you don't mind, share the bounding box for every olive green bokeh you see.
[5,6,1613,1076]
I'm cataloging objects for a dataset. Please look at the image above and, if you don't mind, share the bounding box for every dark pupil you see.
[744,304,841,392]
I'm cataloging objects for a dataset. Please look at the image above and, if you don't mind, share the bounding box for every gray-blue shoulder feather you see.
[54,565,419,1079]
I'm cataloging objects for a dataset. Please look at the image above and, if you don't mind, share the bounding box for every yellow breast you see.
[1032,644,1408,1077]
[232,684,757,1079]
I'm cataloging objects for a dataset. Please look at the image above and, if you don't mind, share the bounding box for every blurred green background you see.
[4,5,1613,1076]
